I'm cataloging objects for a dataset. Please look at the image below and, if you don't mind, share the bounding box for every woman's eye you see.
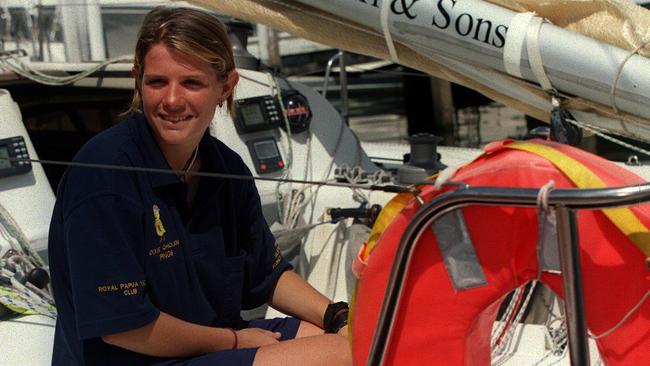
[184,80,204,88]
[145,79,165,86]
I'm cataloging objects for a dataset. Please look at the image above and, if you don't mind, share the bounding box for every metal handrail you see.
[322,51,342,99]
[367,182,650,366]
[321,51,349,124]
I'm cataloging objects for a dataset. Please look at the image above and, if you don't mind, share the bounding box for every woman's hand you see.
[235,328,282,349]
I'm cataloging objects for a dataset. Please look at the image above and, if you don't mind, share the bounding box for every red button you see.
[277,161,284,168]
[260,163,267,171]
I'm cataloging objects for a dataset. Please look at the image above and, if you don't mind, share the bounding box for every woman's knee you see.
[253,333,351,366]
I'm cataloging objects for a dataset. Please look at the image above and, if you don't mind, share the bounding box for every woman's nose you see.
[162,84,184,111]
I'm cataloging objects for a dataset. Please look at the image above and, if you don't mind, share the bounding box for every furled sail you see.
[187,0,650,143]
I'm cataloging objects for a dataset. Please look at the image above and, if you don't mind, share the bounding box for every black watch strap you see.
[323,301,349,333]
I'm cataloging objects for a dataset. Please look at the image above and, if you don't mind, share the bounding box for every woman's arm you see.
[102,311,280,357]
[268,270,331,328]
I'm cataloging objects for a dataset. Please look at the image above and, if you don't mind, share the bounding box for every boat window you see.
[102,9,148,58]
[12,85,133,192]
[76,109,108,133]
[24,111,75,132]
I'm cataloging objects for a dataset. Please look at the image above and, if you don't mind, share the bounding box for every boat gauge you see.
[246,137,285,174]
[280,90,312,134]
[0,136,32,178]
[233,95,282,134]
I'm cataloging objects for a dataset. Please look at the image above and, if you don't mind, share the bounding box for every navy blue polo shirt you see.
[48,113,291,366]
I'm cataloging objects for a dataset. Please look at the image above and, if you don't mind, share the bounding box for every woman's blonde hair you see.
[126,6,236,116]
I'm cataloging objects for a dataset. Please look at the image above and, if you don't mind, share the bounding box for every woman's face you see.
[136,43,237,149]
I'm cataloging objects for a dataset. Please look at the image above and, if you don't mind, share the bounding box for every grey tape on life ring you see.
[538,209,561,274]
[431,209,487,291]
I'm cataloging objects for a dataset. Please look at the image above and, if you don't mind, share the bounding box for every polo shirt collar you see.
[128,113,228,189]
[196,128,227,194]
[129,113,179,188]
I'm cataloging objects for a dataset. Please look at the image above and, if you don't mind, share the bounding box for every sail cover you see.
[186,0,650,142]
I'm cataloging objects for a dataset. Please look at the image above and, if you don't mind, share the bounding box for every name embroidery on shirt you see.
[148,239,181,261]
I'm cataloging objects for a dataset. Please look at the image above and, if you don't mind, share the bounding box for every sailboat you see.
[185,1,650,365]
[0,0,648,365]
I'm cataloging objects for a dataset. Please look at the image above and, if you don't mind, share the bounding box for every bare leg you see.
[253,333,351,366]
[294,320,324,338]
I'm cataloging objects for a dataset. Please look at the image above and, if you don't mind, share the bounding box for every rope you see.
[0,202,46,268]
[0,201,55,318]
[589,289,650,340]
[492,286,526,353]
[492,281,539,358]
[0,51,133,86]
[565,117,650,158]
[610,39,650,114]
[379,0,400,64]
[536,180,555,280]
[536,180,555,213]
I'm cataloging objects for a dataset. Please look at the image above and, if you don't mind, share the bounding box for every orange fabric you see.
[352,140,650,365]
[505,140,650,258]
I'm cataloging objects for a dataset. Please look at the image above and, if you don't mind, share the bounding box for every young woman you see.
[48,6,351,366]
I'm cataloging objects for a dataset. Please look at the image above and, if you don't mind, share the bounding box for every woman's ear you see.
[131,67,141,91]
[221,69,240,100]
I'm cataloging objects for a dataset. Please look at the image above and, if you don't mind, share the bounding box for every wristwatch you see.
[323,301,349,333]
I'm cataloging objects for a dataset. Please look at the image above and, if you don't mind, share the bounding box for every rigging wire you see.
[0,155,411,194]
[288,63,429,78]
[566,117,650,158]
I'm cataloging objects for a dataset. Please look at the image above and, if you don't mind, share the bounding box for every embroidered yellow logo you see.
[153,205,166,241]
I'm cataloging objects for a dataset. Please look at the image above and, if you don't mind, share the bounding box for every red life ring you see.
[352,140,650,365]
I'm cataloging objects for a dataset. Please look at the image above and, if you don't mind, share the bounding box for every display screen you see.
[254,140,279,159]
[240,103,266,127]
[0,147,11,169]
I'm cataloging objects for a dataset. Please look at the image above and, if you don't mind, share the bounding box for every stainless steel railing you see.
[367,182,650,366]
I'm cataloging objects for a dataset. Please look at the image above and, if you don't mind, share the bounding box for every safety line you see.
[566,118,650,158]
[0,156,411,194]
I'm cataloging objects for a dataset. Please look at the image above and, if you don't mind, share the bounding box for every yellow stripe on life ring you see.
[507,141,650,258]
[362,191,413,260]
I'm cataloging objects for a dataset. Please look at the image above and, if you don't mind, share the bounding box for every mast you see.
[257,24,281,67]
[59,0,105,61]
[85,0,105,60]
